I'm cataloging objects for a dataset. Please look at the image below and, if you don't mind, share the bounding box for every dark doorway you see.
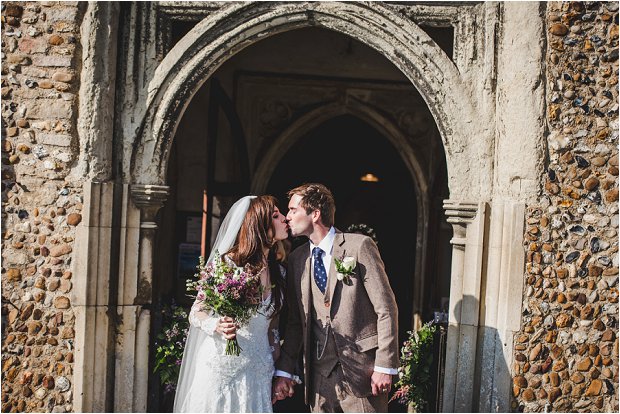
[267,114,417,412]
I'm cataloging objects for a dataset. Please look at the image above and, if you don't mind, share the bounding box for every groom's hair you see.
[287,183,335,228]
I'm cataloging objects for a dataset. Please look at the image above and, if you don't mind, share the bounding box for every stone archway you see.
[129,2,484,197]
[73,2,548,412]
[128,3,486,412]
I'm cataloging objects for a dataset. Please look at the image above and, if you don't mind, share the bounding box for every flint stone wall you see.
[513,1,619,412]
[2,2,83,413]
[1,1,619,413]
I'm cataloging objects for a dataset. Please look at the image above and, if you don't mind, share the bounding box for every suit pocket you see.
[355,333,378,352]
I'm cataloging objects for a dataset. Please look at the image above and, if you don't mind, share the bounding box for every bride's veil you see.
[173,195,256,412]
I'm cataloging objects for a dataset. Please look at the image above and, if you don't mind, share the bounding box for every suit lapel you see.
[327,231,345,305]
[299,246,312,318]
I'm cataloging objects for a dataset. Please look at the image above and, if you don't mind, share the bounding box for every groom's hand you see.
[370,371,392,396]
[272,377,295,404]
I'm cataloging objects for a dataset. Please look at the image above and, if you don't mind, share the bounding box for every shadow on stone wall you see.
[444,295,513,413]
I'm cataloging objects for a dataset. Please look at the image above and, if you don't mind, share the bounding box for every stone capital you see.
[443,200,480,246]
[130,184,169,226]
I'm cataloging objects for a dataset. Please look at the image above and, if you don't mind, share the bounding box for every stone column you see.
[114,184,169,412]
[477,201,526,412]
[441,200,487,412]
[72,181,120,412]
[71,2,120,410]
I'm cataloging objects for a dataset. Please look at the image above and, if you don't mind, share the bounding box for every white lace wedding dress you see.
[174,294,277,413]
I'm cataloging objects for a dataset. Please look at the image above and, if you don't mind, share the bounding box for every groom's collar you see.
[309,226,336,254]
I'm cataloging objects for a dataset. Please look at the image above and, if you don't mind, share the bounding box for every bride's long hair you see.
[227,195,285,315]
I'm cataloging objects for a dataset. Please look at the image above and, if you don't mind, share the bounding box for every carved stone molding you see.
[130,184,169,226]
[443,200,479,246]
[154,2,223,59]
[385,2,465,26]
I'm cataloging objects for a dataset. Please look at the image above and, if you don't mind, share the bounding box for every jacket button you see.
[324,301,330,308]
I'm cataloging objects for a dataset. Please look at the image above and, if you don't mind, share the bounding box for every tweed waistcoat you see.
[311,275,339,377]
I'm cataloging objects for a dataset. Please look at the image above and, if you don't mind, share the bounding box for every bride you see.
[174,195,289,412]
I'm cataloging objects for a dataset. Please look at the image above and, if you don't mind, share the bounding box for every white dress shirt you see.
[275,227,397,378]
[309,226,336,278]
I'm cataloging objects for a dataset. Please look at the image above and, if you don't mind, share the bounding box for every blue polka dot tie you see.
[312,247,327,294]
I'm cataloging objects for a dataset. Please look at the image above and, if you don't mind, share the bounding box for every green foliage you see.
[346,223,379,245]
[391,322,437,412]
[153,302,189,395]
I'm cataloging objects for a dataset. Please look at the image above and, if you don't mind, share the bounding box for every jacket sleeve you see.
[359,237,399,369]
[275,259,304,375]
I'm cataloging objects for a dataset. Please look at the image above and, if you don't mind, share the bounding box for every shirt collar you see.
[309,226,336,254]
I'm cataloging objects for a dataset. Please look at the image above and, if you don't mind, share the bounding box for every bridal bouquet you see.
[188,251,265,356]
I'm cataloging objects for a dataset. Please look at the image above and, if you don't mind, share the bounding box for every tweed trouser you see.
[309,364,388,413]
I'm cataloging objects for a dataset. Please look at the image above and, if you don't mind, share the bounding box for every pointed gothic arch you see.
[250,100,434,331]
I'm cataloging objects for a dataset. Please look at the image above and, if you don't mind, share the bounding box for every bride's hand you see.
[215,317,238,339]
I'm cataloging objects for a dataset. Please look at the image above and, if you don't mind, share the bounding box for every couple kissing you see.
[174,183,398,413]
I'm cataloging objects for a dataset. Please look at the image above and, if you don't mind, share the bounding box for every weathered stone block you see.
[605,188,618,203]
[49,244,72,257]
[576,357,592,371]
[38,80,54,89]
[548,387,561,402]
[44,7,78,23]
[66,213,81,226]
[6,268,22,281]
[26,100,73,119]
[48,35,64,46]
[20,303,34,320]
[26,321,42,335]
[601,329,615,341]
[514,375,528,389]
[51,72,73,83]
[18,38,48,54]
[59,279,71,293]
[585,379,603,396]
[60,327,74,339]
[5,5,24,17]
[521,388,535,401]
[8,309,19,324]
[32,55,72,68]
[37,133,72,147]
[550,23,568,36]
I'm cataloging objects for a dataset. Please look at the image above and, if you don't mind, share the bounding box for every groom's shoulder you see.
[342,232,374,248]
[289,242,309,261]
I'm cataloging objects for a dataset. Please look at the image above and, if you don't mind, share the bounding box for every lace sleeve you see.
[189,301,218,335]
[268,314,281,362]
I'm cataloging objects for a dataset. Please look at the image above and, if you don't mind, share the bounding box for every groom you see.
[273,183,399,412]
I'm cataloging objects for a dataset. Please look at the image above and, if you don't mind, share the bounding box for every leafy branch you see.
[391,322,437,412]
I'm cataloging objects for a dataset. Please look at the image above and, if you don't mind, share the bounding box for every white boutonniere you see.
[334,256,356,284]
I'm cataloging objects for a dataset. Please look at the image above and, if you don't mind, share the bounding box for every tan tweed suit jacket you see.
[276,230,399,402]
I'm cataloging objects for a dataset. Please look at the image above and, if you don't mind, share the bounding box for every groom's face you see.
[286,194,313,237]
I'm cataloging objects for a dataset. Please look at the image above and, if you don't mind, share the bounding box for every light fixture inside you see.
[360,173,379,182]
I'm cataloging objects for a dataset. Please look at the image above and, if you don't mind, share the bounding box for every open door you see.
[201,78,251,256]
